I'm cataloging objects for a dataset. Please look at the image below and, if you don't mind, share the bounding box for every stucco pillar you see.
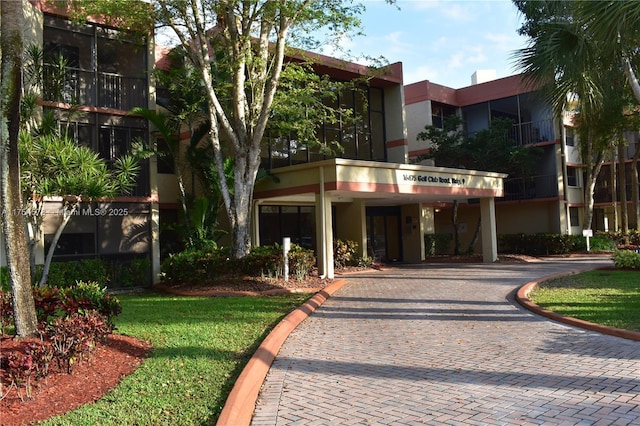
[480,197,498,263]
[316,168,334,279]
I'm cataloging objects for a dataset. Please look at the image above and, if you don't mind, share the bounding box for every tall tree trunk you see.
[39,201,78,287]
[618,141,629,240]
[610,147,618,231]
[466,215,482,255]
[0,0,38,337]
[632,142,640,230]
[451,200,460,255]
[582,134,606,231]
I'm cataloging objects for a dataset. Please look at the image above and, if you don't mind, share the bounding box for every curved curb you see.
[216,279,350,426]
[516,269,640,342]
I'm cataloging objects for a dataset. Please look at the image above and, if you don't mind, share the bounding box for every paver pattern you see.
[252,259,640,426]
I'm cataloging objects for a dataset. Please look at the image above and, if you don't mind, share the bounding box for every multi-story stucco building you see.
[1,0,160,284]
[3,1,637,285]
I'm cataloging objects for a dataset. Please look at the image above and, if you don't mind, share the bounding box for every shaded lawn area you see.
[39,292,311,426]
[530,269,640,332]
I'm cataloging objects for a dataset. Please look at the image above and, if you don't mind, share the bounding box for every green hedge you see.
[612,250,640,269]
[498,233,580,255]
[498,232,619,255]
[1,257,150,290]
[161,243,317,284]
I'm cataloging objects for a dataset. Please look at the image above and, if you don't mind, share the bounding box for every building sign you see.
[400,172,466,187]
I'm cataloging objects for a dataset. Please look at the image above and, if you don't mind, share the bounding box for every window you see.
[565,127,575,146]
[569,207,580,227]
[567,166,579,187]
[261,85,386,169]
[45,232,96,257]
[259,205,316,248]
[431,102,457,129]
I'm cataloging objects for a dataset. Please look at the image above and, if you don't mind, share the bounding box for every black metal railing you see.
[509,118,555,146]
[500,174,559,201]
[43,66,147,111]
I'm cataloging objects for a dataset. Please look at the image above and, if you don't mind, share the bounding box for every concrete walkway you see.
[251,258,640,426]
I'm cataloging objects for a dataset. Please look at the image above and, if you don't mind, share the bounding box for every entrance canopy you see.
[253,159,507,277]
[255,158,505,204]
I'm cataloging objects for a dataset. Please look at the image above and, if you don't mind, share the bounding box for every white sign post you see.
[283,237,291,281]
[582,229,593,252]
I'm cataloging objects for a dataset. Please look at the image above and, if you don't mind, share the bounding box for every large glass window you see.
[259,205,316,249]
[261,85,386,169]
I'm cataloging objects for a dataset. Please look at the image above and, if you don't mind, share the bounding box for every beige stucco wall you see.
[384,84,408,164]
[400,204,423,263]
[334,200,367,258]
[405,101,432,157]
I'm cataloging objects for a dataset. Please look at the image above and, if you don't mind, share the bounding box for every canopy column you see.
[480,197,498,263]
[316,167,334,279]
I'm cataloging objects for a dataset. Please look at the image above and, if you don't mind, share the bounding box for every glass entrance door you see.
[366,207,402,262]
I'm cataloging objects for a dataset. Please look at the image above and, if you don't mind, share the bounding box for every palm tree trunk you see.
[0,0,38,337]
[632,143,640,229]
[610,147,618,231]
[618,141,629,240]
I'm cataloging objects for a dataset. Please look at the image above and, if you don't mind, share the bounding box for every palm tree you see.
[576,1,640,103]
[19,133,144,287]
[512,0,636,231]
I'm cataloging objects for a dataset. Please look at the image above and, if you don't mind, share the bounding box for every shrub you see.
[60,281,121,329]
[1,289,13,335]
[44,310,111,373]
[0,266,8,292]
[601,230,640,247]
[612,250,640,270]
[115,257,151,287]
[288,244,316,281]
[498,233,579,255]
[161,246,232,284]
[39,258,110,288]
[589,234,617,252]
[161,243,317,283]
[242,245,282,277]
[333,239,371,269]
[424,233,452,256]
[334,239,359,269]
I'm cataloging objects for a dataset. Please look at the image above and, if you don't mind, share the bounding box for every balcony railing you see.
[43,66,147,111]
[500,174,559,201]
[594,184,635,204]
[509,118,555,146]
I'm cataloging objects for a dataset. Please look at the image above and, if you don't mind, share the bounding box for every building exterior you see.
[404,74,640,251]
[1,0,160,285]
[5,2,636,286]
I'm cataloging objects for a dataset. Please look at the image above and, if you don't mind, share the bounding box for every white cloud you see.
[403,64,441,85]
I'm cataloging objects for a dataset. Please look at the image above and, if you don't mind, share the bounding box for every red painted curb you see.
[216,279,350,426]
[516,269,640,342]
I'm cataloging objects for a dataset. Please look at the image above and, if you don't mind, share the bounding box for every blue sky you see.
[323,0,529,88]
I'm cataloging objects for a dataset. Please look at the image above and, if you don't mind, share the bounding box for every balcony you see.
[500,174,559,201]
[509,118,555,146]
[43,66,147,111]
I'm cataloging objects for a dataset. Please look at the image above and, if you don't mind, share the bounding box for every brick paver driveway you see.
[252,258,640,425]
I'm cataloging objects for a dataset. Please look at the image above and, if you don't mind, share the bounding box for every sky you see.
[321,0,530,89]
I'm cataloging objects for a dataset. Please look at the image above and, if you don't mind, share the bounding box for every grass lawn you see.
[529,269,640,332]
[39,292,311,426]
